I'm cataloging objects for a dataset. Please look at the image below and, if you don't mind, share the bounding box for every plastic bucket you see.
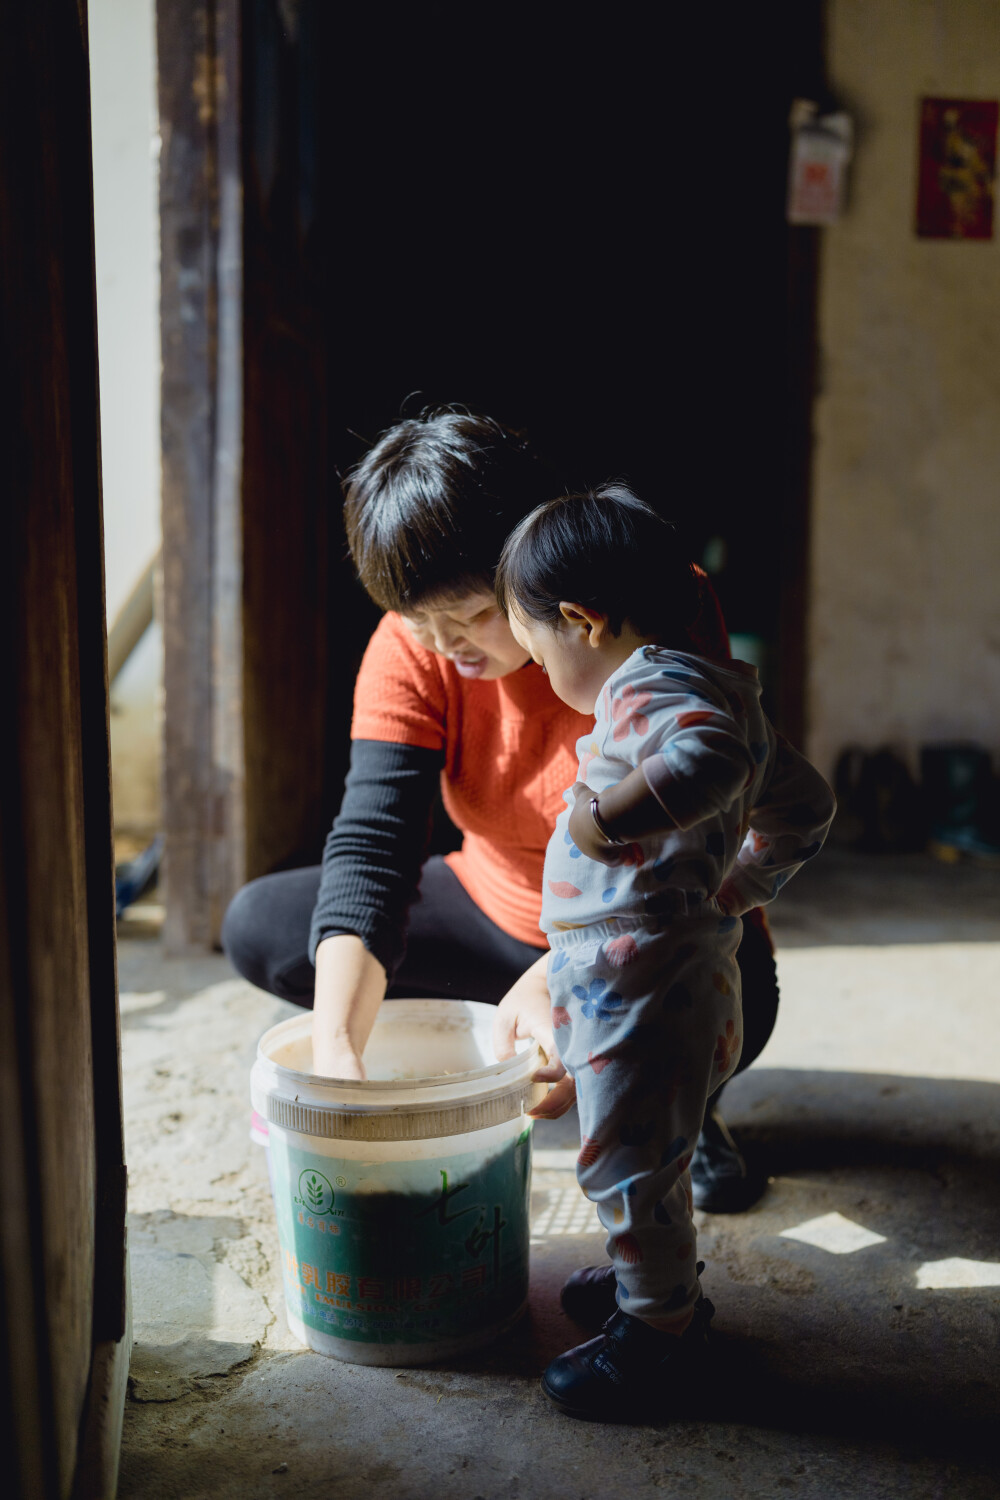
[250,999,546,1366]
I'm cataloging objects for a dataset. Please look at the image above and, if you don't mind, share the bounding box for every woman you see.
[222,409,777,1211]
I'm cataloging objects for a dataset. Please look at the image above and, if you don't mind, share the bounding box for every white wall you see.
[89,0,161,835]
[807,0,1000,778]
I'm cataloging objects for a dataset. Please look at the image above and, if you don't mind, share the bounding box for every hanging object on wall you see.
[786,99,853,225]
[916,98,998,240]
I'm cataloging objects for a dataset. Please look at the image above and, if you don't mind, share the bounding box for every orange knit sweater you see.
[352,612,592,945]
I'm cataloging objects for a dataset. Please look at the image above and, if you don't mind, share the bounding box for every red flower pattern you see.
[611,684,653,741]
[619,841,645,868]
[577,1135,601,1167]
[714,1019,740,1075]
[615,1232,643,1265]
[604,934,639,967]
[578,740,600,780]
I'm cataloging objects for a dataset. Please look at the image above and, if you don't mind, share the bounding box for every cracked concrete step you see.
[130,1244,272,1402]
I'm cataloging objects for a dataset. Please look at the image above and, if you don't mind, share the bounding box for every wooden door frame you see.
[0,3,128,1495]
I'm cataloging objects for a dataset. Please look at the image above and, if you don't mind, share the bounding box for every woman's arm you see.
[312,933,387,1078]
[309,738,445,1076]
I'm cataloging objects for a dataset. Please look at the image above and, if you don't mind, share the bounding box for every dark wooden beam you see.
[0,2,126,1495]
[778,223,821,747]
[158,0,246,951]
[776,0,828,746]
[240,0,333,879]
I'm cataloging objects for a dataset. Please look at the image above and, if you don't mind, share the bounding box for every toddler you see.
[493,484,835,1419]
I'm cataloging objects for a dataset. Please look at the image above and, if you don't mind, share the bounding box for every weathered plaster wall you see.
[807,0,1000,778]
[90,0,162,834]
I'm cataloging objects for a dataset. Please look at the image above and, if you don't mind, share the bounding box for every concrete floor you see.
[117,850,1000,1500]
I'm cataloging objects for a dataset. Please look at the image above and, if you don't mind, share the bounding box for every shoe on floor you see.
[561,1260,706,1329]
[689,1107,766,1213]
[542,1300,715,1420]
[560,1264,618,1327]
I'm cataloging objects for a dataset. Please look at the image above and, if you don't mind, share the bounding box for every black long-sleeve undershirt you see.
[307,739,445,977]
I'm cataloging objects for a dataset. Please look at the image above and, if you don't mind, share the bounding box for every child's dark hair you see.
[495,484,700,642]
[343,407,557,612]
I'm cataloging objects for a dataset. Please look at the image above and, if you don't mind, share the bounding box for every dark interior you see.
[241,0,826,860]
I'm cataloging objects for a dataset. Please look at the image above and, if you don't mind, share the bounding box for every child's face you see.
[400,590,531,680]
[507,607,608,714]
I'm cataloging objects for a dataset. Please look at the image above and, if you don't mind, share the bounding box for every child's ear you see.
[558,601,609,647]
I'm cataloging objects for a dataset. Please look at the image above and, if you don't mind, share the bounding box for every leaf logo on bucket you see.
[297,1169,335,1216]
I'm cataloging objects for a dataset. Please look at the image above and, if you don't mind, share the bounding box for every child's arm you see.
[567,767,675,862]
[568,697,758,862]
[717,737,836,916]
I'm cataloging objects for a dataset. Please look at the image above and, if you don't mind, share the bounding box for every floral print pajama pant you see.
[548,903,743,1329]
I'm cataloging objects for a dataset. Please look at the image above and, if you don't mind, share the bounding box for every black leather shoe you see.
[562,1260,707,1329]
[542,1300,715,1421]
[689,1107,766,1213]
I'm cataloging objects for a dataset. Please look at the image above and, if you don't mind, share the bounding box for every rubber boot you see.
[689,1104,766,1213]
[921,744,1000,863]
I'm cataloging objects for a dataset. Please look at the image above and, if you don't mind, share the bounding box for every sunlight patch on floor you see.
[533,1149,581,1169]
[780,1211,887,1254]
[119,988,167,1015]
[915,1257,1000,1289]
[531,1187,601,1240]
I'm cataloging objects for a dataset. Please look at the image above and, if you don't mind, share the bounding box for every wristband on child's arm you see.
[590,797,627,848]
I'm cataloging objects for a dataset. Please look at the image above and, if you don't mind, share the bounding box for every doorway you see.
[317,2,825,739]
[160,0,826,930]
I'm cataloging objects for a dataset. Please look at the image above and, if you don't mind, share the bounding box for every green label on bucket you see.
[270,1130,532,1346]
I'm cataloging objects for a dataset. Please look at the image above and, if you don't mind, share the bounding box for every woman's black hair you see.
[495,483,700,643]
[343,407,558,612]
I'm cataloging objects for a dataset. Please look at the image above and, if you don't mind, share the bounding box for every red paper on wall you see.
[916,97,998,240]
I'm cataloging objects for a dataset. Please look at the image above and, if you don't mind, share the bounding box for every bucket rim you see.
[254,998,543,1098]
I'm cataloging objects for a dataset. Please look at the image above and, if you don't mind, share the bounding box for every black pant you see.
[221,856,779,1083]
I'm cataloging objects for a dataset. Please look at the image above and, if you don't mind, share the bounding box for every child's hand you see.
[568,781,627,865]
[493,955,577,1120]
[569,768,675,860]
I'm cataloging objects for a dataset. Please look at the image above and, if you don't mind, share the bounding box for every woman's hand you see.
[311,934,387,1079]
[311,1032,367,1082]
[493,953,577,1120]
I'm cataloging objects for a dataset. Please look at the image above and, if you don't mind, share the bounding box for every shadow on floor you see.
[119,1038,1000,1497]
[768,846,1000,947]
[458,1066,1000,1459]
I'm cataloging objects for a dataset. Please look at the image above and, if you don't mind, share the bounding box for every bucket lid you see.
[250,999,548,1141]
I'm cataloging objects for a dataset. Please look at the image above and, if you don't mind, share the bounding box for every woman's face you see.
[400,590,532,681]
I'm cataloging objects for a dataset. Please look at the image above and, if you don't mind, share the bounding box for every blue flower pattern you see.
[572,978,624,1020]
